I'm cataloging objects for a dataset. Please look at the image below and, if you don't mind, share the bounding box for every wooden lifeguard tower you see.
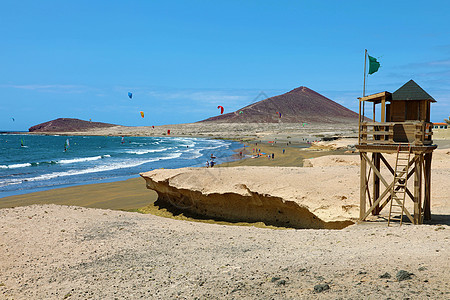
[356,80,437,225]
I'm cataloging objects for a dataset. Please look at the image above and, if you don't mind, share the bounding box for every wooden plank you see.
[356,144,437,154]
[380,154,394,174]
[414,154,422,224]
[373,102,376,122]
[424,153,432,220]
[360,153,367,220]
[381,98,386,122]
[373,153,380,215]
[359,91,390,102]
[358,100,361,145]
[362,131,392,135]
[365,169,372,207]
[361,153,390,188]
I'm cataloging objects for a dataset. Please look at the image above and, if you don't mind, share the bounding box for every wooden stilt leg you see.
[424,153,432,221]
[372,153,380,215]
[414,154,422,224]
[360,153,367,220]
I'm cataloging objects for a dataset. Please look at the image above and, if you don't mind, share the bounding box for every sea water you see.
[0,134,241,198]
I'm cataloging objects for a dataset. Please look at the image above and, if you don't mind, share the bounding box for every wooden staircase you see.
[388,144,412,226]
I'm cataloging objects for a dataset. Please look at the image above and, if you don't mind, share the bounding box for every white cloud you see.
[1,84,89,94]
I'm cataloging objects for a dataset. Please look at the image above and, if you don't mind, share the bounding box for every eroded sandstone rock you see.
[140,167,356,229]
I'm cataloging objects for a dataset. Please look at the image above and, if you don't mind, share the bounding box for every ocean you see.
[0,134,242,198]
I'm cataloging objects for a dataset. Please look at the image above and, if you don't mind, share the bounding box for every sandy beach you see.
[1,126,449,299]
[1,204,449,299]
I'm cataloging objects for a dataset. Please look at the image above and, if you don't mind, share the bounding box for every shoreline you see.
[0,135,331,218]
[0,124,329,202]
[0,135,244,200]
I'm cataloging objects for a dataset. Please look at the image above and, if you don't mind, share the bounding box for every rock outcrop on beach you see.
[200,86,360,124]
[28,118,117,132]
[140,166,358,229]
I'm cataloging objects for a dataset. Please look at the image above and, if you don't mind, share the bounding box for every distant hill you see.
[200,86,360,124]
[29,118,117,132]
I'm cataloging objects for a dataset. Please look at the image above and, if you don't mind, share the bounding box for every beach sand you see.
[1,204,448,299]
[1,127,449,299]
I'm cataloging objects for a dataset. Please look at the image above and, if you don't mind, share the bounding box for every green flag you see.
[368,55,380,75]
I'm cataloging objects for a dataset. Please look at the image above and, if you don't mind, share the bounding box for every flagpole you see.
[359,49,367,144]
[363,49,367,121]
[363,49,367,97]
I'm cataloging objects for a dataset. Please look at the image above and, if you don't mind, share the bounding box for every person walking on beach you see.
[271,153,274,160]
[282,149,285,154]
[206,161,209,168]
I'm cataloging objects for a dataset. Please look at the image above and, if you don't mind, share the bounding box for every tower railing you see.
[359,121,433,146]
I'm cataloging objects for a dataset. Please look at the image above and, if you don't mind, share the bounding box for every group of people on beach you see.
[206,153,216,168]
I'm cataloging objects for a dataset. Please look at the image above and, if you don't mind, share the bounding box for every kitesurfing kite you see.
[128,92,133,99]
[239,111,243,114]
[217,105,224,114]
[11,117,15,122]
[302,122,308,127]
[276,112,282,118]
[121,136,125,144]
[140,111,144,118]
[167,130,171,135]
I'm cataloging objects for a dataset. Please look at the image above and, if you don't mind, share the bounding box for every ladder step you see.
[389,217,402,221]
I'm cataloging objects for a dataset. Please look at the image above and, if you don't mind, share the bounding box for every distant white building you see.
[432,122,448,129]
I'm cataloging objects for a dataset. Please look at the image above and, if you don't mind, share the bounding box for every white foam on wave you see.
[172,137,197,148]
[183,148,203,159]
[58,156,104,164]
[126,148,170,155]
[5,163,32,169]
[0,152,183,187]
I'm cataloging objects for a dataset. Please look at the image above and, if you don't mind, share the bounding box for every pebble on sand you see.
[314,283,330,293]
[396,270,413,281]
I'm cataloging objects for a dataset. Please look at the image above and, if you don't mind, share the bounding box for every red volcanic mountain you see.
[29,118,117,132]
[200,86,359,124]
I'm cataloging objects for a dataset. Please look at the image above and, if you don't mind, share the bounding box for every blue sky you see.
[1,0,449,131]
